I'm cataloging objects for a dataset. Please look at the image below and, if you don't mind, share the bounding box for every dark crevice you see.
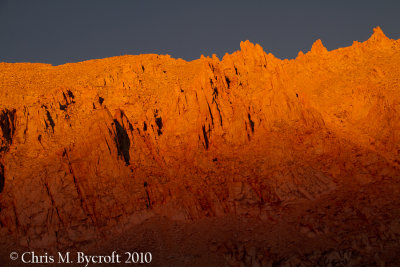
[208,63,215,72]
[154,110,163,136]
[143,122,147,131]
[248,113,255,133]
[43,181,57,222]
[120,111,134,132]
[128,122,134,131]
[113,120,131,165]
[213,87,219,98]
[211,87,222,127]
[155,117,163,136]
[62,92,68,103]
[202,125,209,149]
[41,105,55,132]
[46,110,55,132]
[98,97,104,105]
[105,138,111,155]
[23,107,28,143]
[0,109,16,152]
[225,76,231,89]
[214,101,223,127]
[59,103,67,111]
[67,90,75,99]
[60,90,75,111]
[207,102,214,127]
[145,188,151,209]
[144,182,151,208]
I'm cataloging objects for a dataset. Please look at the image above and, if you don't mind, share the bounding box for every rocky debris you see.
[218,240,386,266]
[0,27,399,265]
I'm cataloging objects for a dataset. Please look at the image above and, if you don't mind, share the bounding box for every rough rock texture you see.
[0,27,400,265]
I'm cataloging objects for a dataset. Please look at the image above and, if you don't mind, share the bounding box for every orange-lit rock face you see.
[0,27,399,250]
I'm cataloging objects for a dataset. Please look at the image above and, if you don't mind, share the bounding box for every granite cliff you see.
[0,27,400,265]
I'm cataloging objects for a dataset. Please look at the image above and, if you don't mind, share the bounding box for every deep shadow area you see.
[0,109,16,152]
[113,119,130,165]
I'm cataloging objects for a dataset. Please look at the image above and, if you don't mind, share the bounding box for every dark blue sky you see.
[0,0,399,65]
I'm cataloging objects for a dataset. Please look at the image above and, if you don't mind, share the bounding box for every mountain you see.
[0,27,400,265]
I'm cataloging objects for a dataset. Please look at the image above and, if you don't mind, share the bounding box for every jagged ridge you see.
[0,27,399,250]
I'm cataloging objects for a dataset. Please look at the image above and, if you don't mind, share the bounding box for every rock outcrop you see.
[0,27,399,257]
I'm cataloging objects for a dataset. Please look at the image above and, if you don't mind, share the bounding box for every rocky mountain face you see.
[0,27,400,265]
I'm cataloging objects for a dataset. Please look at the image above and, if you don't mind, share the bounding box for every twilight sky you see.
[0,0,399,65]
